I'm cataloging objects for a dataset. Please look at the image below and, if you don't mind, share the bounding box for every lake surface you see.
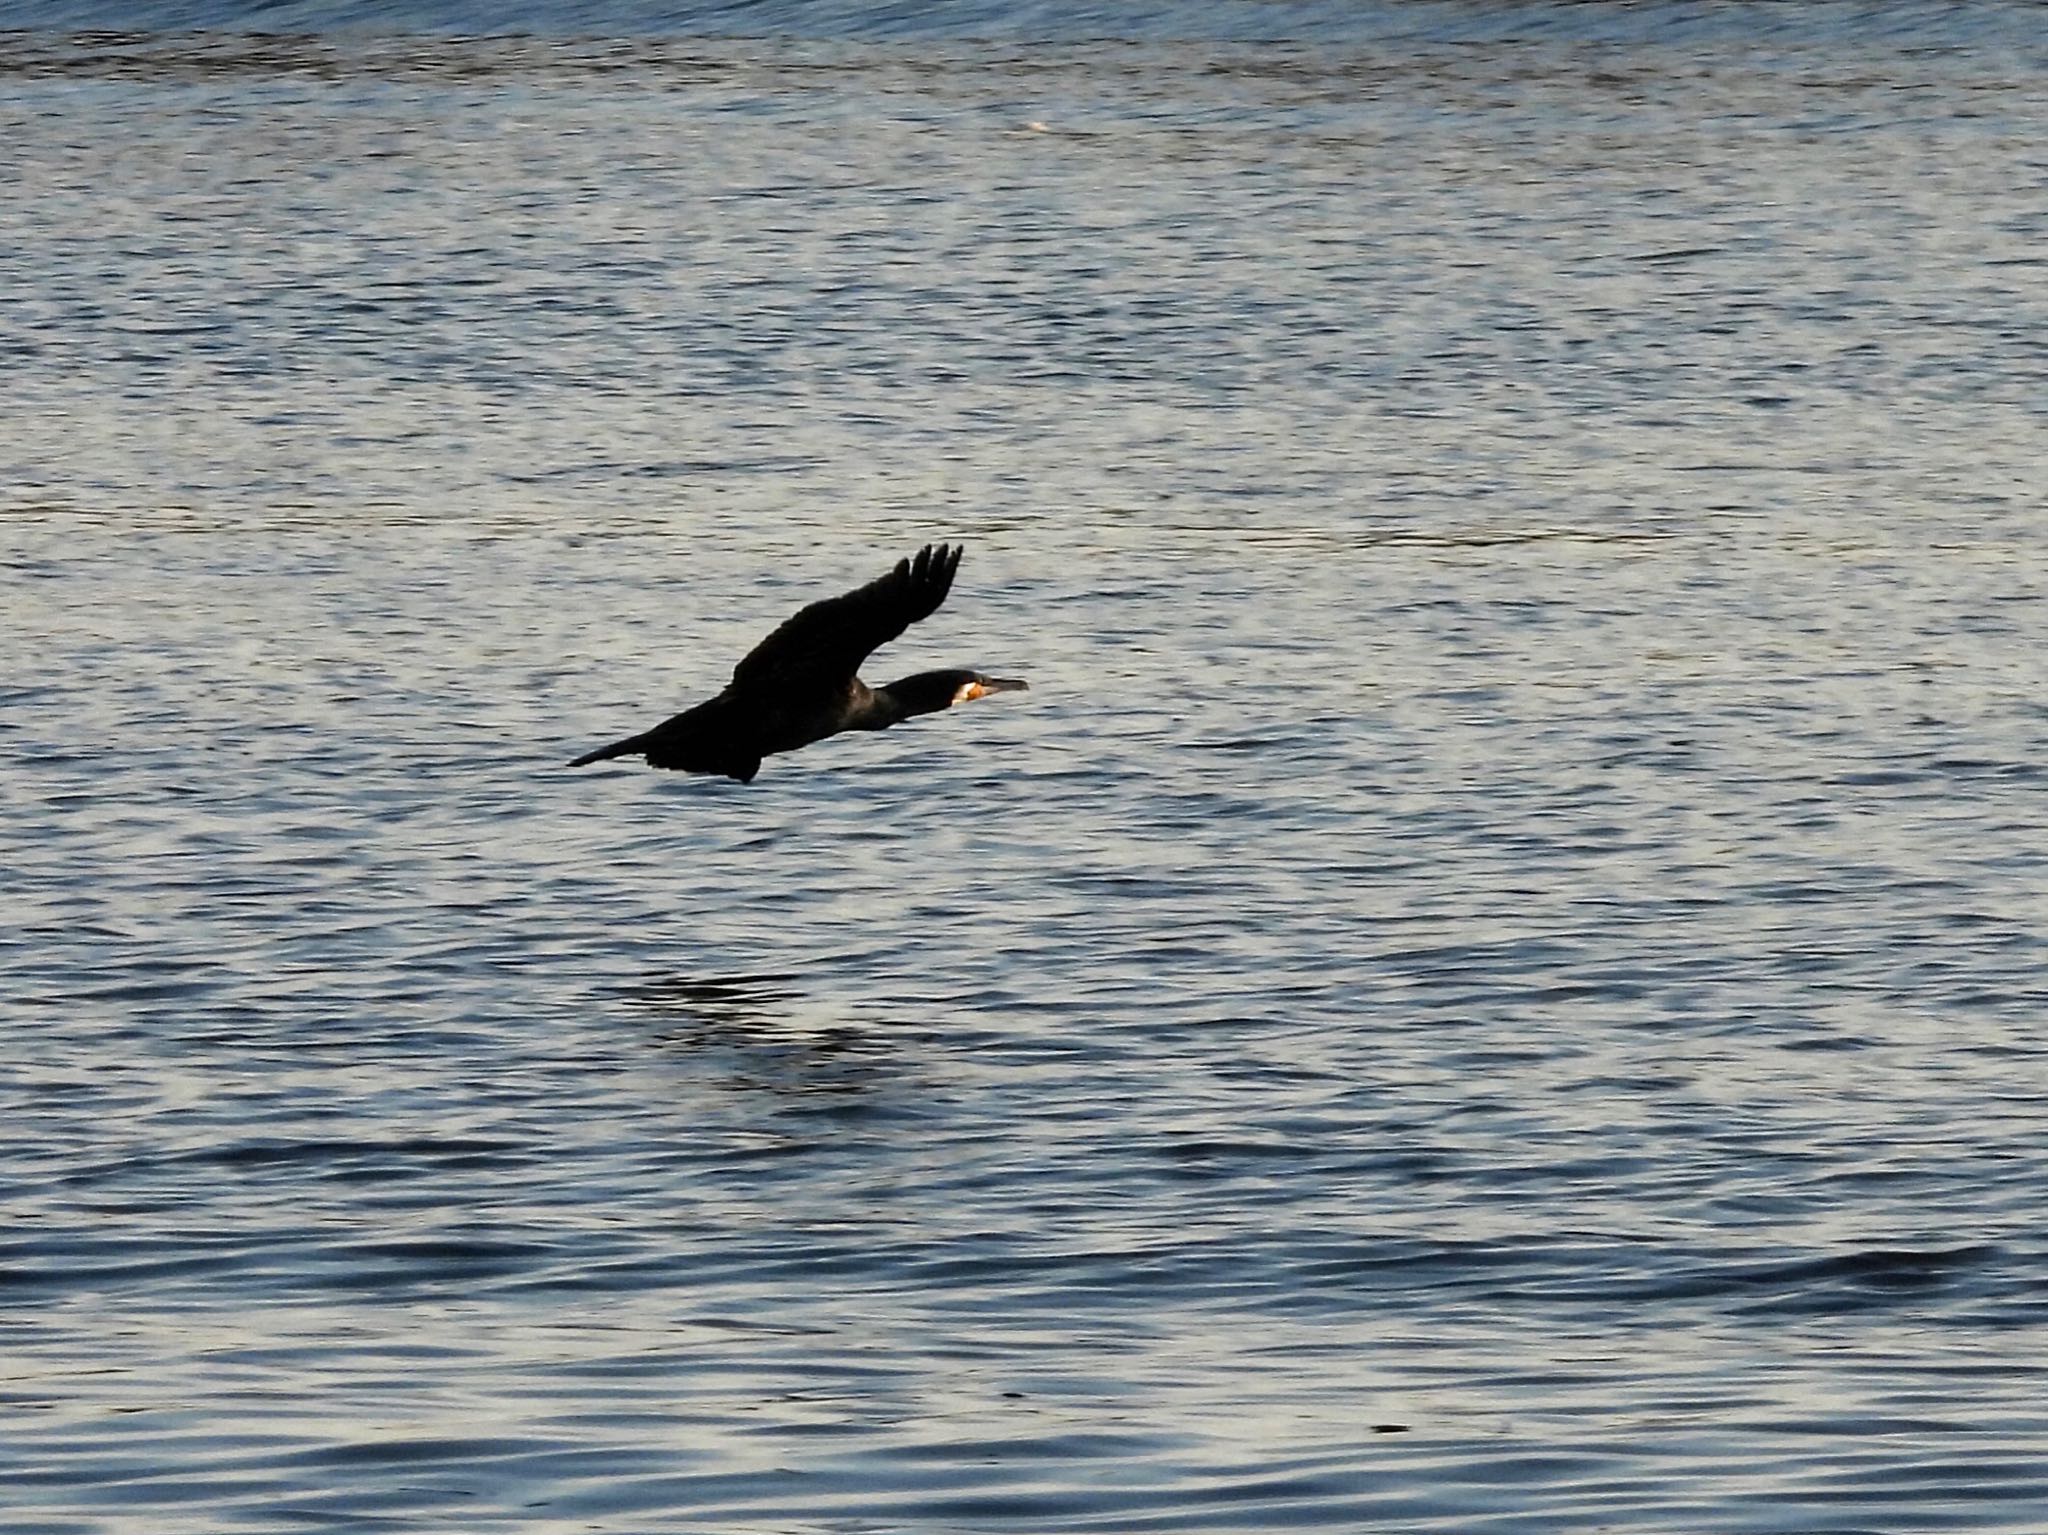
[4,4,2048,1531]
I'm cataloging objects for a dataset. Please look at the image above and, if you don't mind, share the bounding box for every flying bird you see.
[568,543,1026,783]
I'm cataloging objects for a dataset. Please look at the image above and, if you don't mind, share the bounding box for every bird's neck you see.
[871,671,964,724]
[834,679,905,732]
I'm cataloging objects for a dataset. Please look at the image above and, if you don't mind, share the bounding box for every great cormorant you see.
[568,543,1025,783]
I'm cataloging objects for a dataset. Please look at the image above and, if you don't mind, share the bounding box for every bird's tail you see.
[567,732,649,769]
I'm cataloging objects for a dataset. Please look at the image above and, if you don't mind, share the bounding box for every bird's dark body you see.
[568,544,1023,783]
[585,680,884,783]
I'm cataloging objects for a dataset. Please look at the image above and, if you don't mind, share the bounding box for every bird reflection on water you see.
[618,971,805,1021]
[613,972,898,1101]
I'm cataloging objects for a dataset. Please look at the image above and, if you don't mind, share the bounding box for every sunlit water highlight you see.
[4,6,2048,1531]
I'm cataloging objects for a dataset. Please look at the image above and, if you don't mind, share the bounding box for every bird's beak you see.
[956,677,1028,703]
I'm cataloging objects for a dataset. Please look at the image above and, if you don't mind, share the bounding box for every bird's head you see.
[883,669,1029,718]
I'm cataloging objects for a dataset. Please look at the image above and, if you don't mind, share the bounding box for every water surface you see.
[4,6,2048,1531]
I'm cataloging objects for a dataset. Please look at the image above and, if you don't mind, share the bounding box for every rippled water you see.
[5,6,2048,1531]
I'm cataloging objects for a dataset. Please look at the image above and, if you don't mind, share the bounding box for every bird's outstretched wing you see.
[731,543,963,692]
